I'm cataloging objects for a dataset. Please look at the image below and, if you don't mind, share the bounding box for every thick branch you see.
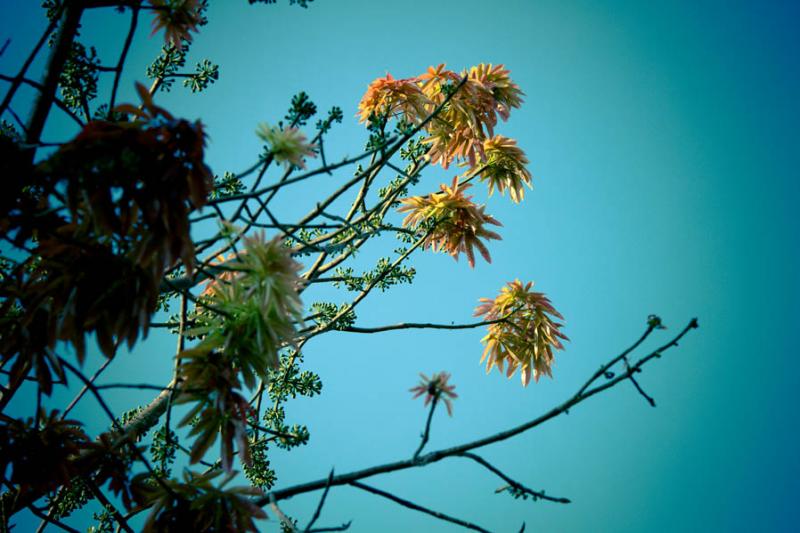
[25,1,84,148]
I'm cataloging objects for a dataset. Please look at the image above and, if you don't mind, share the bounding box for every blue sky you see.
[2,1,798,531]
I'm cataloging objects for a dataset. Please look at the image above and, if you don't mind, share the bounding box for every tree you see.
[0,2,698,531]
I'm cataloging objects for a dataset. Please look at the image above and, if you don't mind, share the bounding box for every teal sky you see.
[2,1,798,531]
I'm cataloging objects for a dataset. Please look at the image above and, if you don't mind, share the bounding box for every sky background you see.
[2,0,799,531]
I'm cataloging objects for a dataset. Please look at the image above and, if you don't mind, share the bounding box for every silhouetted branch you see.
[85,478,133,533]
[269,493,298,532]
[25,503,79,533]
[349,481,490,533]
[0,5,62,117]
[25,2,84,147]
[304,469,335,532]
[575,323,657,398]
[0,73,86,127]
[340,315,514,334]
[413,396,438,460]
[307,523,352,533]
[627,372,656,407]
[107,5,139,115]
[58,358,173,496]
[457,452,570,504]
[62,358,113,418]
[260,319,698,506]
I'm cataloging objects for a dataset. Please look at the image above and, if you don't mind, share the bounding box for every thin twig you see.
[341,315,514,335]
[269,493,297,532]
[413,396,438,460]
[627,371,656,406]
[25,504,79,533]
[304,469,335,532]
[307,523,352,533]
[62,358,113,418]
[0,74,85,127]
[165,295,188,450]
[349,481,491,533]
[0,5,62,116]
[107,5,139,115]
[457,452,570,504]
[58,358,174,496]
[85,478,134,533]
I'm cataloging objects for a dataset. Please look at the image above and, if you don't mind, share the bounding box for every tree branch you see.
[457,452,570,504]
[0,5,62,117]
[25,1,84,149]
[304,469,335,532]
[413,396,438,460]
[349,481,490,533]
[107,4,139,115]
[259,319,698,506]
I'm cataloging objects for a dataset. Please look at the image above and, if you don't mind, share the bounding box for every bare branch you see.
[107,5,139,115]
[457,452,570,504]
[62,357,113,418]
[349,481,491,533]
[304,469,335,532]
[340,315,512,334]
[413,396,438,460]
[0,73,85,127]
[25,503,79,533]
[0,5,62,117]
[85,478,134,533]
[259,319,698,506]
[269,493,298,532]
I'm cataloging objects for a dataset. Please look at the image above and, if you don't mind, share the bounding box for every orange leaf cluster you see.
[481,135,532,203]
[398,178,501,267]
[474,280,568,386]
[357,63,525,170]
[357,73,428,125]
[421,63,524,168]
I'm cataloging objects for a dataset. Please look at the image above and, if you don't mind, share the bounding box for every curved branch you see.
[349,481,490,533]
[107,5,139,115]
[259,319,698,505]
[413,396,438,459]
[457,452,570,504]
